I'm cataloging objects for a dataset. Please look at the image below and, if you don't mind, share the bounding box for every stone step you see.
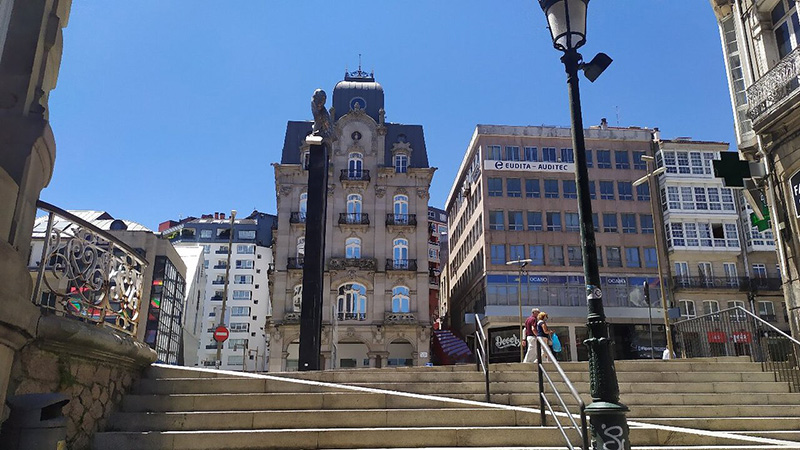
[728,430,800,442]
[107,408,540,432]
[437,392,800,408]
[627,405,800,418]
[491,360,764,373]
[347,381,789,395]
[92,425,748,449]
[122,392,483,413]
[133,378,347,395]
[640,417,800,432]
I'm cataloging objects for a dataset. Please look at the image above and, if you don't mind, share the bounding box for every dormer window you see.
[394,154,408,173]
[302,151,310,170]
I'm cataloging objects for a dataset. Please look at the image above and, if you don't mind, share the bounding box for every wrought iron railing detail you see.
[671,276,746,290]
[287,257,304,269]
[745,277,783,292]
[674,306,800,392]
[30,201,146,336]
[747,45,800,123]
[338,213,370,225]
[536,336,589,450]
[290,212,306,224]
[473,314,490,403]
[340,169,370,182]
[386,214,417,226]
[385,259,417,271]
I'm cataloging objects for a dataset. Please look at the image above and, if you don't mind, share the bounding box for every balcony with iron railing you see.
[746,45,800,130]
[211,279,226,285]
[328,257,377,271]
[338,213,370,226]
[386,214,417,227]
[290,212,306,224]
[29,201,147,336]
[672,276,747,290]
[386,259,417,271]
[340,169,370,182]
[745,277,782,292]
[287,257,304,269]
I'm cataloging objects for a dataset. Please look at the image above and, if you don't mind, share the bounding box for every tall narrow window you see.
[393,195,409,223]
[348,152,363,178]
[299,192,308,220]
[296,236,305,258]
[347,194,362,221]
[392,286,410,313]
[346,237,361,259]
[393,239,409,268]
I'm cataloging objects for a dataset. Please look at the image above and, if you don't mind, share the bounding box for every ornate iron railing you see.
[386,214,417,226]
[385,259,417,271]
[384,313,416,325]
[340,169,370,182]
[674,306,800,392]
[289,212,306,224]
[287,257,304,269]
[473,314,490,403]
[745,277,783,292]
[30,201,146,336]
[747,45,800,123]
[338,213,370,225]
[535,336,589,450]
[328,257,377,271]
[671,276,746,290]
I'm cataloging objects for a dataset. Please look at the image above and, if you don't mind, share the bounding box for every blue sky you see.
[46,1,732,230]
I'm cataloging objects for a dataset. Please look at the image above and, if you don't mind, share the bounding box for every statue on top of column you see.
[311,89,336,143]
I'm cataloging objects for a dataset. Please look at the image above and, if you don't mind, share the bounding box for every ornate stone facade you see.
[269,71,436,370]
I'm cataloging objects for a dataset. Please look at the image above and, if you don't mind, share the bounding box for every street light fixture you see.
[632,155,675,359]
[506,259,532,362]
[536,0,630,448]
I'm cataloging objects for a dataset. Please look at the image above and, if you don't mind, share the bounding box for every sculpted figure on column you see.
[311,89,336,143]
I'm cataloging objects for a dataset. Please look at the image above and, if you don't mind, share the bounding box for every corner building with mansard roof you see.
[269,70,436,371]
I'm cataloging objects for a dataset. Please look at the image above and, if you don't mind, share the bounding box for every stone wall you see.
[6,315,156,450]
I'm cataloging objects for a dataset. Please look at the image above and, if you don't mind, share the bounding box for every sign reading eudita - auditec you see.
[484,160,575,173]
[791,169,800,219]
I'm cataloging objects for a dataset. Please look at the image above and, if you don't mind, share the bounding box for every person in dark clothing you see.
[522,308,540,363]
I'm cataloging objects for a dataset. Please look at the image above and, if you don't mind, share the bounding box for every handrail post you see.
[32,211,55,305]
[537,338,545,426]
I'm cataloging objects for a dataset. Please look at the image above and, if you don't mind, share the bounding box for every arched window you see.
[393,195,409,224]
[345,237,361,259]
[337,283,367,321]
[394,154,408,173]
[299,192,307,220]
[392,286,410,313]
[347,194,362,221]
[302,151,310,170]
[392,238,409,269]
[296,236,305,258]
[292,285,303,312]
[348,152,363,177]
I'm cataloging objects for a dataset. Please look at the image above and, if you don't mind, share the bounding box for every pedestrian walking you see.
[522,308,540,363]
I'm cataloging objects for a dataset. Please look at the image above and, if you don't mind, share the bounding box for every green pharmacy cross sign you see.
[712,152,751,188]
[751,207,771,232]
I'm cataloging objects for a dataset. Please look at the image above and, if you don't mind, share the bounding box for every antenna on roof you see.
[615,106,621,126]
[358,53,362,72]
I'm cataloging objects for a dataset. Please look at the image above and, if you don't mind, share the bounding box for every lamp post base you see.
[586,401,631,450]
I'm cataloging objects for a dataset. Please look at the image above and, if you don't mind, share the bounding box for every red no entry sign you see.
[214,325,229,343]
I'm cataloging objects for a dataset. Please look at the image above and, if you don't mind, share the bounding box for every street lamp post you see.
[633,156,674,358]
[506,259,532,362]
[536,1,630,448]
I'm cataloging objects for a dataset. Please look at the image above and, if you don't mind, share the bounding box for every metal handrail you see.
[473,314,490,403]
[674,306,800,392]
[536,336,588,450]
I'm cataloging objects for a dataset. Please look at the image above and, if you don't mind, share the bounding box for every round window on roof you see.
[351,131,362,141]
[350,97,366,111]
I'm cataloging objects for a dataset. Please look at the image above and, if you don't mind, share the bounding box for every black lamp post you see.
[536,1,630,448]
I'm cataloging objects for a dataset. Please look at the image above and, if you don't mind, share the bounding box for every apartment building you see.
[270,70,436,371]
[162,211,277,371]
[654,138,787,331]
[428,206,447,327]
[711,0,800,336]
[445,123,663,361]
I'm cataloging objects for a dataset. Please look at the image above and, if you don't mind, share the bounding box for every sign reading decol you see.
[484,160,575,173]
[791,169,800,218]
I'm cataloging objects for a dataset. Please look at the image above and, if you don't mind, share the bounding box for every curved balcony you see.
[338,213,370,226]
[340,169,370,182]
[29,201,147,336]
[290,212,306,224]
[287,257,304,269]
[386,259,417,271]
[672,276,746,290]
[747,45,800,130]
[386,214,417,227]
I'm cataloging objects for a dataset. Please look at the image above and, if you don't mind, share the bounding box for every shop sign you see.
[488,326,522,363]
[707,331,726,343]
[791,169,800,218]
[732,331,752,344]
[484,160,575,173]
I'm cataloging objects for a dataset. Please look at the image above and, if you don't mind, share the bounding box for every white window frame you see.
[392,286,410,313]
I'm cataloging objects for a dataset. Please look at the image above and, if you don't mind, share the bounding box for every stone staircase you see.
[92,357,800,449]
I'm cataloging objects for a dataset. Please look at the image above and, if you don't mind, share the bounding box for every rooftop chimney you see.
[220,213,226,220]
[214,212,219,220]
[600,118,608,129]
